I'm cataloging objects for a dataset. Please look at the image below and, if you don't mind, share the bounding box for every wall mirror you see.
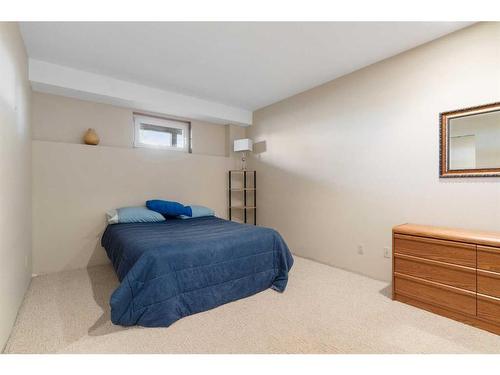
[440,102,500,177]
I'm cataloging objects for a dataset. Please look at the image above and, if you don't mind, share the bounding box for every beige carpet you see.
[4,256,500,353]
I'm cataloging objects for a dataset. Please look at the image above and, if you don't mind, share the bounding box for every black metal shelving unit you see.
[228,170,256,225]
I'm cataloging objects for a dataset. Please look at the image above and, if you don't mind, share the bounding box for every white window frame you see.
[133,114,190,152]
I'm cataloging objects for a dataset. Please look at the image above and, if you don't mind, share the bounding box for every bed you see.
[101,216,294,327]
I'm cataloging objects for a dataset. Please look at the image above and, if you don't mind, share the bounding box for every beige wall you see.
[249,22,500,282]
[0,23,32,351]
[32,141,240,275]
[31,92,249,275]
[32,92,234,157]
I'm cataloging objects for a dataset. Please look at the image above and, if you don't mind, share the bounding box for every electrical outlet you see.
[383,247,391,259]
[357,245,364,255]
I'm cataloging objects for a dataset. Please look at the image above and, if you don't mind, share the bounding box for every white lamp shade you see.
[234,138,253,152]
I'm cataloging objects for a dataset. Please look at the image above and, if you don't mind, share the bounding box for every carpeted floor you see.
[4,256,500,353]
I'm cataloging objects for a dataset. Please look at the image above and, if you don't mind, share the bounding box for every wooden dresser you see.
[393,223,500,335]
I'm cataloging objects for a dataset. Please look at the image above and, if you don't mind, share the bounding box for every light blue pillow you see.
[106,206,165,224]
[179,205,215,219]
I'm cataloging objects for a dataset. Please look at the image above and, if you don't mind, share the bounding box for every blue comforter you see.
[101,217,294,327]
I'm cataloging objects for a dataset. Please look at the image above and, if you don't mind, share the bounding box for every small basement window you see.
[134,114,191,152]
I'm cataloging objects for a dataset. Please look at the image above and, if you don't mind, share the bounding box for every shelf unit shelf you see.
[228,170,256,225]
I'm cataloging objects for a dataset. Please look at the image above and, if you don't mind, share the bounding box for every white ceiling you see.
[20,22,473,111]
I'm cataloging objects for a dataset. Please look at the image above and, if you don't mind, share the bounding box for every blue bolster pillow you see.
[146,200,192,217]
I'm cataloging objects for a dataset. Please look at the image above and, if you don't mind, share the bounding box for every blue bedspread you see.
[101,217,294,327]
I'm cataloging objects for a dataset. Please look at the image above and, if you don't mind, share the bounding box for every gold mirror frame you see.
[440,102,500,178]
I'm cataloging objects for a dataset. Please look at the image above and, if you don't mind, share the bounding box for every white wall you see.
[29,59,253,125]
[249,22,500,282]
[0,23,32,351]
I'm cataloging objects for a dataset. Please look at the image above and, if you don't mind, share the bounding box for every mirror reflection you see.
[448,110,500,170]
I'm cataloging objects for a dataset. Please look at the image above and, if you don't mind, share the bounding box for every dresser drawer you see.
[477,269,500,299]
[477,294,500,325]
[394,273,476,316]
[394,234,476,267]
[394,254,476,291]
[477,246,500,273]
